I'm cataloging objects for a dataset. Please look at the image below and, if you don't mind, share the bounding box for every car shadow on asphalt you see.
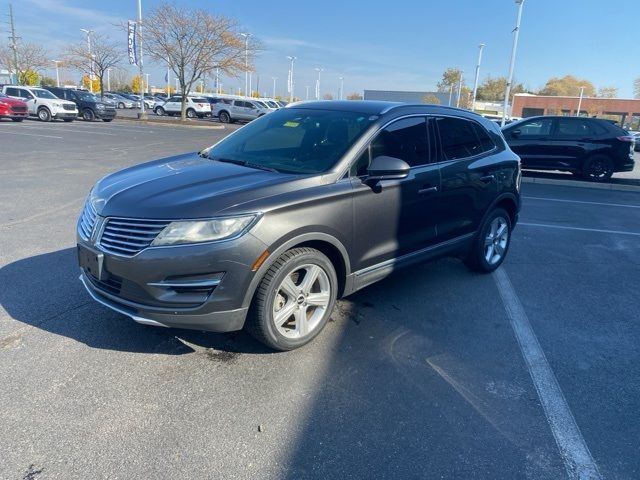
[0,247,273,355]
[523,170,640,186]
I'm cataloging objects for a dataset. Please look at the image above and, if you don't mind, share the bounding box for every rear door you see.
[503,117,555,168]
[551,117,596,170]
[434,115,499,241]
[351,116,440,272]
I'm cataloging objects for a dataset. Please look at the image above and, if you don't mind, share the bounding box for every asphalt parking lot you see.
[1,119,639,480]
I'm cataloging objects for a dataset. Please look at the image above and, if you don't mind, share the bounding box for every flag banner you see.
[128,21,138,65]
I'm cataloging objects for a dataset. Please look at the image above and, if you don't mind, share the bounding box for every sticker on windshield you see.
[283,121,300,128]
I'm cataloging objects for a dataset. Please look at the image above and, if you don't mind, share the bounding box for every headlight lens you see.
[151,215,257,246]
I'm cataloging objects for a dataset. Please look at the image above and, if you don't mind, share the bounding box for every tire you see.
[82,109,95,121]
[219,111,230,124]
[11,118,24,122]
[63,118,74,122]
[186,108,196,119]
[464,208,512,273]
[246,248,338,351]
[154,106,164,116]
[37,107,51,122]
[118,102,125,109]
[102,118,113,122]
[582,155,614,182]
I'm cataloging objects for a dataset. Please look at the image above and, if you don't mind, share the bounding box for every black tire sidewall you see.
[82,109,95,121]
[584,155,613,182]
[219,111,230,123]
[38,108,51,122]
[255,249,337,350]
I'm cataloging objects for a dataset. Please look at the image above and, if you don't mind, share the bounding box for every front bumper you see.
[53,111,78,119]
[95,109,117,120]
[77,232,268,332]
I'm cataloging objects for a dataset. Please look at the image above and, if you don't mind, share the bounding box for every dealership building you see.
[512,93,640,128]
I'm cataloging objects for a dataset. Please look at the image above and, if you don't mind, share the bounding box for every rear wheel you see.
[246,248,337,351]
[186,108,196,119]
[582,155,614,182]
[118,102,125,109]
[154,106,165,116]
[219,111,230,124]
[464,208,511,273]
[37,107,52,122]
[82,109,95,121]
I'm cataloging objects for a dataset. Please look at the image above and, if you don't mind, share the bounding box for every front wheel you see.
[155,106,165,116]
[118,102,125,109]
[219,111,230,123]
[246,248,338,351]
[82,109,95,121]
[464,208,511,273]
[582,155,614,182]
[37,107,52,122]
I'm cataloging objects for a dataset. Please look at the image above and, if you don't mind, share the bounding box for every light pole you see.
[471,43,485,112]
[145,73,150,94]
[502,0,525,127]
[456,71,463,108]
[136,0,146,118]
[271,77,277,99]
[315,67,323,100]
[80,28,93,92]
[51,60,61,87]
[305,85,310,100]
[339,76,344,100]
[576,86,585,116]
[240,32,252,97]
[216,67,220,94]
[448,84,453,106]
[106,67,111,91]
[287,55,296,102]
[249,71,253,96]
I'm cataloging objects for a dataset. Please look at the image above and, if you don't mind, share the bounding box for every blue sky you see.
[11,0,639,98]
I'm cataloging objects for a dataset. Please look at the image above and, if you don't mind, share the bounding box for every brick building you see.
[512,93,640,129]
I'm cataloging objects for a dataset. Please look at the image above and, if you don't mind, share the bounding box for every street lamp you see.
[305,85,310,100]
[315,67,323,100]
[51,60,61,87]
[240,32,252,97]
[106,67,111,91]
[271,77,277,99]
[80,28,93,92]
[456,71,464,108]
[339,76,344,100]
[287,55,297,102]
[501,0,525,127]
[576,86,585,116]
[471,43,485,112]
[145,73,150,94]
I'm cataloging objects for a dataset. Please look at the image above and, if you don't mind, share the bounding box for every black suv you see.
[77,101,521,350]
[502,116,635,181]
[45,87,116,122]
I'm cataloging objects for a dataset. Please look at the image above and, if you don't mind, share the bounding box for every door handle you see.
[418,186,438,195]
[480,174,496,183]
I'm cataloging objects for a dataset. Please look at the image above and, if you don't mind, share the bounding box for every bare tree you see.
[144,3,254,120]
[0,42,49,84]
[64,33,123,98]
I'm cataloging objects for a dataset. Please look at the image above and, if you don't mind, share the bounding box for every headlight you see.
[53,102,63,108]
[97,104,105,110]
[151,215,257,246]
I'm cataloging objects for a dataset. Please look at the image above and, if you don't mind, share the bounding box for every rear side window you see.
[370,117,429,168]
[515,118,553,137]
[556,118,592,137]
[435,117,489,160]
[191,98,208,103]
[5,87,20,97]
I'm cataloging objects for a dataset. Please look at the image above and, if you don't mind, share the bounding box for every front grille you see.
[78,200,98,241]
[63,104,76,111]
[10,105,27,113]
[87,271,123,296]
[99,218,169,256]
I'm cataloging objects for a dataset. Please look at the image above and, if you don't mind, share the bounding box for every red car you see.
[0,93,28,122]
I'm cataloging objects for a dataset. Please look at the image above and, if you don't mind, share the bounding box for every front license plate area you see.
[78,244,105,281]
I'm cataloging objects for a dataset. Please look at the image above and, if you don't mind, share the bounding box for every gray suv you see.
[216,99,271,123]
[78,101,521,350]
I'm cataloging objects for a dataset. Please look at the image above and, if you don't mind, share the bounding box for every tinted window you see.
[18,89,33,98]
[370,117,429,167]
[5,88,21,97]
[208,109,375,174]
[472,123,496,152]
[514,118,553,137]
[191,98,208,103]
[556,118,592,137]
[436,117,486,160]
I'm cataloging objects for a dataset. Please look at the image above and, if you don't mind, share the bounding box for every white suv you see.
[154,96,211,118]
[2,85,78,122]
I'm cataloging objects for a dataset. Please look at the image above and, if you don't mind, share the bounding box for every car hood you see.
[93,152,311,219]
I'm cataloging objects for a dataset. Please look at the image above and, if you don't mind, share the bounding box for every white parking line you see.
[524,196,640,209]
[0,129,62,139]
[494,268,601,480]
[520,222,640,237]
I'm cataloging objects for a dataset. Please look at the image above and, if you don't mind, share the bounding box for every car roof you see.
[287,100,484,118]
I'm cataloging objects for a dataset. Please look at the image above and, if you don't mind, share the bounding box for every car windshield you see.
[78,92,100,102]
[208,108,376,174]
[33,89,57,99]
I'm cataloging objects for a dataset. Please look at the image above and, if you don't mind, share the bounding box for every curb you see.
[114,117,226,130]
[522,176,640,193]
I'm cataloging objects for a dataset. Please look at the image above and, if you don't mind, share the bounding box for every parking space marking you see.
[0,129,62,139]
[494,268,601,480]
[520,222,640,237]
[523,196,640,209]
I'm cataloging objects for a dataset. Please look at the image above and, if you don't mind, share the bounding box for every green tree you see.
[437,67,464,93]
[39,75,57,87]
[19,69,39,85]
[346,92,363,100]
[476,76,526,102]
[597,86,618,98]
[131,74,143,93]
[422,94,441,104]
[539,75,595,96]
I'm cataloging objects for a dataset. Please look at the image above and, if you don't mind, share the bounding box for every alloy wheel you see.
[484,217,509,265]
[272,264,331,339]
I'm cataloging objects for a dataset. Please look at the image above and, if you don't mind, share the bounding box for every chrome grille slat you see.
[99,217,170,256]
[78,200,98,241]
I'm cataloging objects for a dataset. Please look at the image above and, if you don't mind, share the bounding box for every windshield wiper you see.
[213,157,279,173]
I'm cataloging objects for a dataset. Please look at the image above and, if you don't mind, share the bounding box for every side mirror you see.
[366,156,410,184]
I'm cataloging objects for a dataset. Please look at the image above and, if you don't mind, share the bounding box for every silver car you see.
[103,93,134,109]
[215,99,272,123]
